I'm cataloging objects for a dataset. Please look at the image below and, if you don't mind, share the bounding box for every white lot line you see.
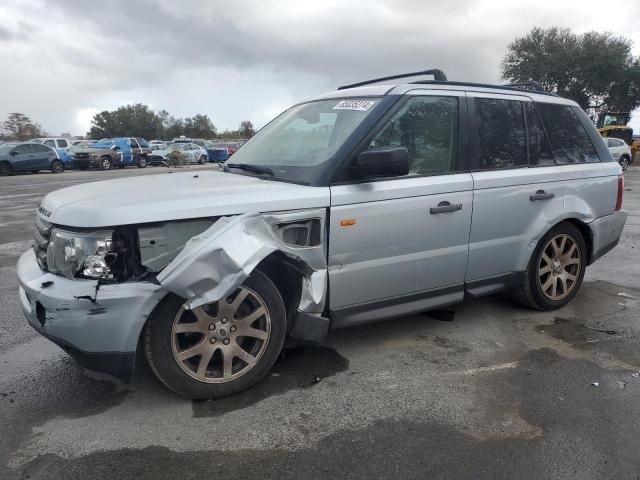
[448,362,520,375]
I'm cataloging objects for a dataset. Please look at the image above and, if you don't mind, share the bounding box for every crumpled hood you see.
[39,170,329,228]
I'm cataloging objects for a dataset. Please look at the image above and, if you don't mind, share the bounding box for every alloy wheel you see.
[52,160,63,173]
[171,286,271,383]
[538,234,582,301]
[101,158,111,170]
[619,156,629,171]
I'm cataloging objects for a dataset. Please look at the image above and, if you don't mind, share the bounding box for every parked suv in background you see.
[17,69,626,399]
[72,137,151,170]
[605,137,633,171]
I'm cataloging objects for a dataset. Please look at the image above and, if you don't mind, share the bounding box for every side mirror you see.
[351,147,409,178]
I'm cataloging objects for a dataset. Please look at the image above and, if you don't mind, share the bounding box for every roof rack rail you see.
[504,81,546,92]
[337,69,447,90]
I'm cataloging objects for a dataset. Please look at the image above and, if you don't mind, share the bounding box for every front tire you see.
[510,222,586,310]
[144,269,287,399]
[619,155,630,171]
[100,156,112,170]
[198,155,206,165]
[137,156,148,168]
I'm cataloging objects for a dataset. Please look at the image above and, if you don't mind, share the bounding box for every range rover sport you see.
[17,69,627,399]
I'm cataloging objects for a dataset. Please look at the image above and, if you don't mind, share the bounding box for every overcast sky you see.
[1,0,639,136]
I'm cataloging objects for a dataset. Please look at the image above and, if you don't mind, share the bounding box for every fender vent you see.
[276,219,322,247]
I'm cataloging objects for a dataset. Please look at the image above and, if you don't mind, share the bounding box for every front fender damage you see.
[157,211,329,341]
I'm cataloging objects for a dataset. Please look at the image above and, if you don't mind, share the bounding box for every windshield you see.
[226,98,381,183]
[167,143,184,150]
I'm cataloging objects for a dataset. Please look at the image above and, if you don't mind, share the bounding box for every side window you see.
[32,144,51,153]
[536,103,599,164]
[43,139,55,147]
[475,98,526,169]
[367,95,458,176]
[58,139,68,148]
[14,144,33,154]
[129,138,138,148]
[525,102,555,166]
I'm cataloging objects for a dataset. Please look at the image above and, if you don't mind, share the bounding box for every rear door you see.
[30,144,56,169]
[329,91,473,324]
[465,93,566,287]
[10,144,37,171]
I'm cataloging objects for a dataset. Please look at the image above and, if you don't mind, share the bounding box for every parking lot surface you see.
[1,166,639,479]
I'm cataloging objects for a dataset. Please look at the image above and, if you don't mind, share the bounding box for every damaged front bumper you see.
[17,249,167,380]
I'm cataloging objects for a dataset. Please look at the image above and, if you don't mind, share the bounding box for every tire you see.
[51,160,64,174]
[100,156,112,170]
[144,269,287,399]
[510,221,587,310]
[198,155,206,165]
[138,156,148,168]
[619,155,630,171]
[0,162,12,176]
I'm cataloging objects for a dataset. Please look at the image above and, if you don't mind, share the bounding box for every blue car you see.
[0,142,65,175]
[205,143,231,163]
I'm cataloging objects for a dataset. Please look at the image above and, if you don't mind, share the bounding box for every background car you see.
[148,142,208,166]
[30,137,74,165]
[204,142,237,163]
[605,137,633,170]
[0,142,64,175]
[72,137,151,170]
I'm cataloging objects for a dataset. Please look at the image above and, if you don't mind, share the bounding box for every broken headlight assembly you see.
[46,229,117,280]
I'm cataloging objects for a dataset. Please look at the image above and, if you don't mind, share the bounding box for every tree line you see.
[88,104,255,140]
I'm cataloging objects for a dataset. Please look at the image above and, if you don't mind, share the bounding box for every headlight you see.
[46,229,115,279]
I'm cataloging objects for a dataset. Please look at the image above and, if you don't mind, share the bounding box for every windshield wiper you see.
[225,163,274,176]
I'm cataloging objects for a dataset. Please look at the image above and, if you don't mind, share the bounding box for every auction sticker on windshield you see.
[333,99,376,111]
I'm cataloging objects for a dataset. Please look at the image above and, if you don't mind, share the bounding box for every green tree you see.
[238,120,255,138]
[88,104,164,139]
[2,112,44,140]
[184,114,217,138]
[501,27,640,113]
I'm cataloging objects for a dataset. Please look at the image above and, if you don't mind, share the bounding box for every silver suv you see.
[17,69,627,399]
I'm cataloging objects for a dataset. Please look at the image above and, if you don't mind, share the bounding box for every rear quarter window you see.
[475,98,527,170]
[536,103,600,164]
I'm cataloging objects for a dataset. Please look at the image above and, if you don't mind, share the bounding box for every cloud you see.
[0,0,639,135]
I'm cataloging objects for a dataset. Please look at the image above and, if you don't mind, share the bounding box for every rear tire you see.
[510,222,586,310]
[619,155,630,171]
[144,269,287,399]
[51,160,64,173]
[100,156,112,170]
[0,162,12,175]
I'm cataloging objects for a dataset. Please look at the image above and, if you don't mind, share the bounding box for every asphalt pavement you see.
[1,165,639,479]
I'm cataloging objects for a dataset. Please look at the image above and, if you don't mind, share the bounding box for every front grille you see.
[74,152,91,160]
[34,215,52,270]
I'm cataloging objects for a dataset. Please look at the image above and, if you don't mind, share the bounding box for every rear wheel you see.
[144,269,286,399]
[511,222,586,310]
[0,162,12,175]
[100,156,112,170]
[619,155,630,171]
[51,160,64,173]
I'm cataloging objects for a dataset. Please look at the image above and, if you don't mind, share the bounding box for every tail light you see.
[615,175,624,211]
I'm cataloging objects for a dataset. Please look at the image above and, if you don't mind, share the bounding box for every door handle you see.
[530,190,555,201]
[430,201,462,214]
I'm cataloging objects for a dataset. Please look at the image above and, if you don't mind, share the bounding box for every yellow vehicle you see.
[597,112,640,156]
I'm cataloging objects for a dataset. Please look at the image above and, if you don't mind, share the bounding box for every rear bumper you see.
[589,210,627,264]
[17,249,167,380]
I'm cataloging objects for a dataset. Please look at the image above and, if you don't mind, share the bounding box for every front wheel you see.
[0,162,12,176]
[100,156,112,170]
[144,269,286,399]
[510,222,586,310]
[51,160,64,173]
[198,155,207,165]
[138,156,148,168]
[619,155,630,171]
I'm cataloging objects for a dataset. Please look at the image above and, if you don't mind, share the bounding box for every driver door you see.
[328,92,472,325]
